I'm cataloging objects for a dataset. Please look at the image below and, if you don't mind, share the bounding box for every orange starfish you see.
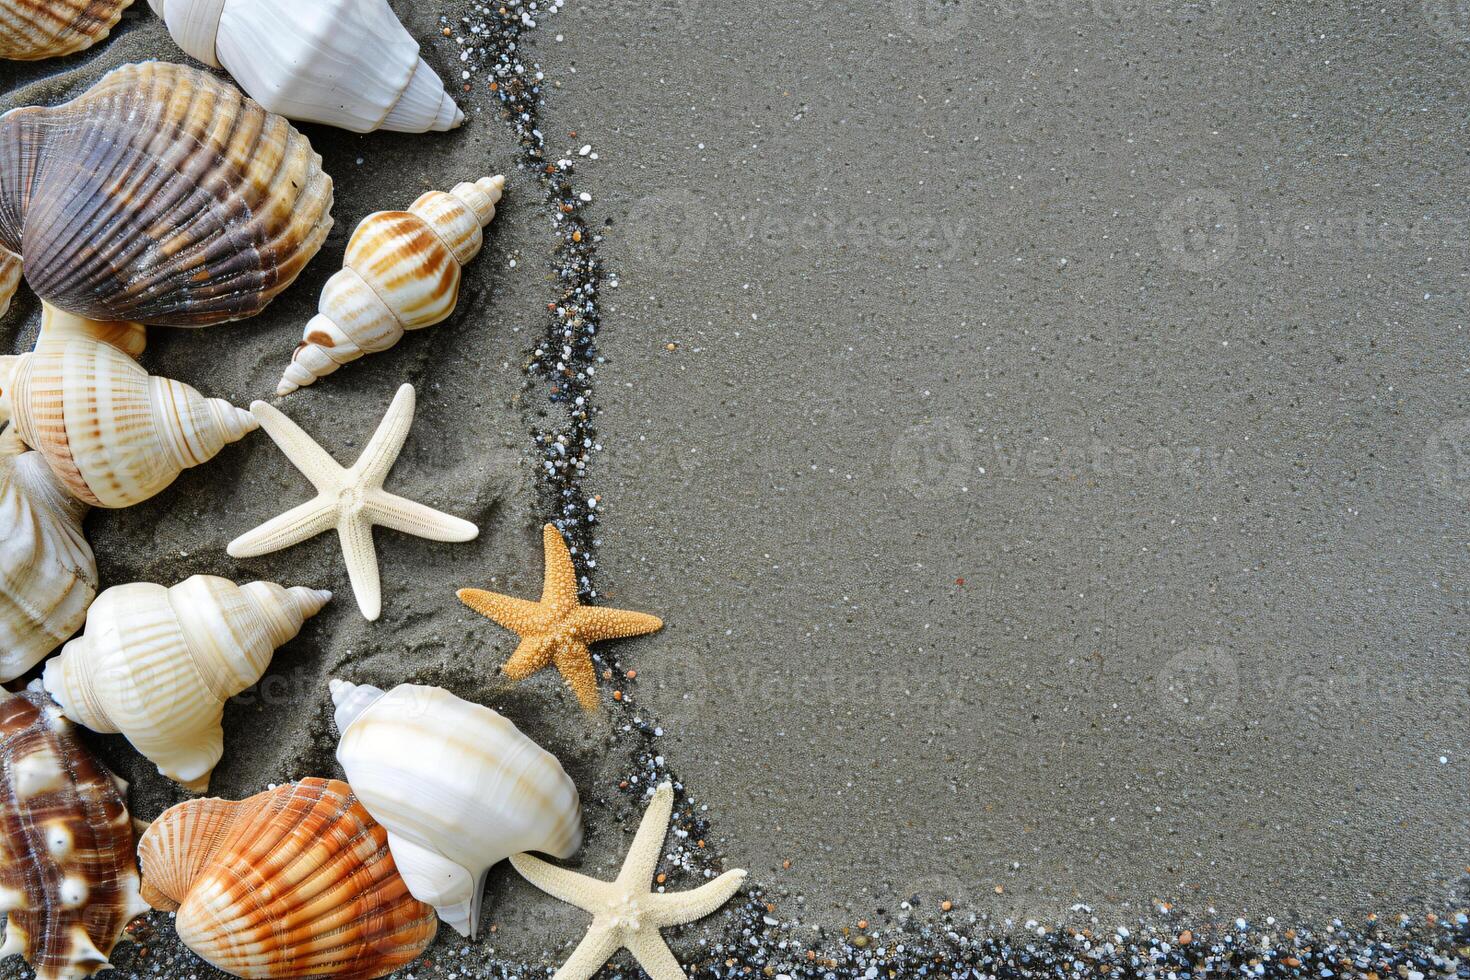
[457,524,663,710]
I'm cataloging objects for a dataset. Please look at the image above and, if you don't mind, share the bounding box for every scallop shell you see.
[0,430,96,682]
[0,688,151,980]
[0,0,132,61]
[148,0,462,133]
[0,61,333,326]
[330,680,582,938]
[136,778,438,979]
[277,176,504,395]
[42,575,332,792]
[0,326,256,508]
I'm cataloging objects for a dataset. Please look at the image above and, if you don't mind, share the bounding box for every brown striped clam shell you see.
[137,777,437,979]
[0,0,132,61]
[0,61,333,326]
[0,688,150,980]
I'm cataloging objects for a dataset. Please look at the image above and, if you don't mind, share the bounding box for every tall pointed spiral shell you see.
[148,0,462,133]
[136,778,438,979]
[277,176,505,395]
[0,0,132,61]
[330,680,582,938]
[0,331,257,507]
[41,576,332,792]
[0,61,333,326]
[0,689,151,980]
[0,434,95,682]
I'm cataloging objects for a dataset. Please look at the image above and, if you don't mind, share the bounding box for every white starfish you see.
[511,782,747,980]
[227,383,478,620]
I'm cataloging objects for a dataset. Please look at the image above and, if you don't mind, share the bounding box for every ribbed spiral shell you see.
[276,176,505,395]
[0,689,150,980]
[0,333,256,507]
[0,0,132,61]
[148,0,463,133]
[330,680,582,939]
[0,61,333,326]
[0,441,95,682]
[41,576,331,793]
[136,778,438,979]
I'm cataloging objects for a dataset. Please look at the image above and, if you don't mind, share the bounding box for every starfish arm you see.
[509,852,611,911]
[501,635,555,680]
[572,605,664,643]
[226,496,336,558]
[457,589,545,635]
[617,782,674,889]
[625,929,689,980]
[249,400,344,493]
[354,383,416,487]
[337,516,382,621]
[648,869,747,926]
[553,641,601,711]
[550,926,622,980]
[367,489,479,541]
[540,523,583,610]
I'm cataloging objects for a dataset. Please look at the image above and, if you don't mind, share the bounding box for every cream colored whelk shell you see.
[147,0,463,133]
[43,576,332,793]
[330,680,583,938]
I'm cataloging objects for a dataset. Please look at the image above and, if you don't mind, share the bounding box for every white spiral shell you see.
[277,176,504,395]
[42,576,332,793]
[330,680,582,938]
[148,0,463,133]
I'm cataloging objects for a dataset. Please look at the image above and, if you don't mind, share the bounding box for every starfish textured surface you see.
[227,383,479,620]
[458,523,662,710]
[511,782,746,980]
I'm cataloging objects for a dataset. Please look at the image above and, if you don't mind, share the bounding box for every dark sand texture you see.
[2,0,1469,977]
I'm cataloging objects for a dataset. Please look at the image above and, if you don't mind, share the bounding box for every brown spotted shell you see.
[0,61,333,326]
[0,688,150,980]
[137,777,437,979]
[0,0,132,61]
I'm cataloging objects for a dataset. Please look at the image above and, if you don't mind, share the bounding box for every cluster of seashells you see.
[0,11,571,978]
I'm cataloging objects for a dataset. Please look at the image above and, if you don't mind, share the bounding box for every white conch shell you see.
[148,0,464,133]
[276,176,505,395]
[0,432,95,682]
[0,309,256,508]
[330,679,582,938]
[42,576,331,793]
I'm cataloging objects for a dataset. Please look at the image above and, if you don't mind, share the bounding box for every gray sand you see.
[3,0,1470,977]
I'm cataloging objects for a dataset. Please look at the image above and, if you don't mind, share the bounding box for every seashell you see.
[0,688,151,980]
[0,0,132,61]
[0,247,19,320]
[147,0,463,133]
[136,777,438,979]
[330,680,582,938]
[42,575,332,793]
[0,429,96,682]
[0,321,256,508]
[276,176,505,395]
[0,61,333,327]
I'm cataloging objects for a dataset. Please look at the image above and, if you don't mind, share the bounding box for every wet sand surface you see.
[2,1,1468,977]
